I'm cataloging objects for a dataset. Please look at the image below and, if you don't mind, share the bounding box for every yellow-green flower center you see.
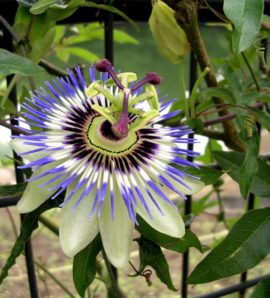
[86,115,139,156]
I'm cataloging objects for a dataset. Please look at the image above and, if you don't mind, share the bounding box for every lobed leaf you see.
[30,0,66,14]
[188,208,270,284]
[73,235,102,297]
[137,216,203,253]
[224,0,264,53]
[239,129,259,198]
[183,165,222,186]
[0,49,45,76]
[251,108,270,133]
[213,151,270,197]
[250,277,270,298]
[137,237,177,291]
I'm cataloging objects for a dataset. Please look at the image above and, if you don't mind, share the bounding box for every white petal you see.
[137,191,185,238]
[98,178,134,268]
[130,167,185,238]
[17,161,67,213]
[10,138,48,162]
[60,183,99,257]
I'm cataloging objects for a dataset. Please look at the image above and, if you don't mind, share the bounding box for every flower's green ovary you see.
[87,116,139,156]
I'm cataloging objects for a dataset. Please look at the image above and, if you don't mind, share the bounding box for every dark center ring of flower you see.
[86,115,139,156]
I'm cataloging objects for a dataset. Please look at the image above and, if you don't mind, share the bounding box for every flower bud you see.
[149,0,190,64]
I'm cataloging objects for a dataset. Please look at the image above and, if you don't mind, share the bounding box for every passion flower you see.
[11,60,203,267]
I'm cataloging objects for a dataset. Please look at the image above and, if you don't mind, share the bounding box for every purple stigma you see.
[95,59,112,72]
[131,72,162,92]
[95,59,124,90]
[146,72,162,85]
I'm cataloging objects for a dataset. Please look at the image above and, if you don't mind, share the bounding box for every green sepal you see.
[129,91,155,106]
[91,104,117,124]
[86,81,103,97]
[145,84,160,110]
[87,82,119,106]
[129,110,159,132]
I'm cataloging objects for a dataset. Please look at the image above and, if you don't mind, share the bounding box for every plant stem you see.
[189,66,209,118]
[202,129,225,140]
[0,119,31,135]
[39,59,68,77]
[241,52,260,92]
[0,15,21,43]
[25,15,35,40]
[204,113,236,127]
[174,0,245,152]
[101,249,126,298]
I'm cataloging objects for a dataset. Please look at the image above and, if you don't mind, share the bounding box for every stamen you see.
[111,90,130,139]
[95,59,125,90]
[131,72,162,92]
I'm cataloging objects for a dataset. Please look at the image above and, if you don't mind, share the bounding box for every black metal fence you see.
[1,1,270,297]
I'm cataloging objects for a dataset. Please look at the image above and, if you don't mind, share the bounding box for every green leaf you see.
[65,47,99,62]
[137,237,177,291]
[200,87,236,104]
[14,6,53,42]
[73,235,102,297]
[188,208,270,284]
[0,98,17,117]
[239,129,259,198]
[137,216,203,253]
[0,49,45,76]
[0,195,63,285]
[0,183,26,199]
[45,0,84,22]
[82,2,138,31]
[213,151,270,197]
[250,277,270,298]
[183,166,222,186]
[30,27,56,62]
[251,108,270,132]
[114,30,139,45]
[200,139,223,164]
[30,0,66,14]
[223,0,264,53]
[222,64,242,99]
[192,190,218,215]
[186,118,204,134]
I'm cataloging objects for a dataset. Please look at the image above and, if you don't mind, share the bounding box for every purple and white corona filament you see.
[11,60,204,267]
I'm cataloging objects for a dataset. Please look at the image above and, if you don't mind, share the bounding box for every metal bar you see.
[2,26,39,298]
[0,197,19,207]
[181,53,197,298]
[194,273,270,298]
[104,10,114,63]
